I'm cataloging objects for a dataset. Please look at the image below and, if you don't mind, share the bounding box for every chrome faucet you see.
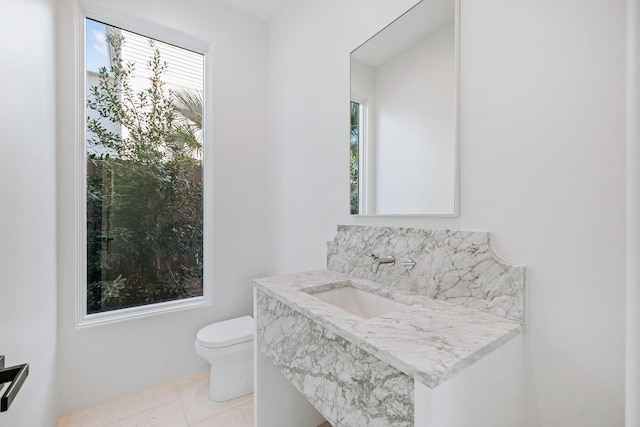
[364,253,395,273]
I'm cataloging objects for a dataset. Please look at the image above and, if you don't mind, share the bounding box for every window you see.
[350,99,367,214]
[82,13,209,324]
[350,101,360,214]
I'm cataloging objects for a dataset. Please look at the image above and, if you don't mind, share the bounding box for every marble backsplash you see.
[327,225,526,323]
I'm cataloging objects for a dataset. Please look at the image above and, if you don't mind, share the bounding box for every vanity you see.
[254,225,526,427]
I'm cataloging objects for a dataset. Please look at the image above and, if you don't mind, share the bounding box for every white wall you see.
[374,22,455,214]
[56,0,269,414]
[268,0,625,425]
[627,0,640,425]
[0,0,58,426]
[350,60,376,104]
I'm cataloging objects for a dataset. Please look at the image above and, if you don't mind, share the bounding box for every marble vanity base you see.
[255,349,326,427]
[254,284,525,427]
[256,289,414,427]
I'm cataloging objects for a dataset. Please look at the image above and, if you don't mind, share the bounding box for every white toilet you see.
[195,315,254,401]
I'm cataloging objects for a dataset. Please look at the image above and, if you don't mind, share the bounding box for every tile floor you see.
[55,371,253,427]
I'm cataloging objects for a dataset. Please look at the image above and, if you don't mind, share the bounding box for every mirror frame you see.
[349,0,460,217]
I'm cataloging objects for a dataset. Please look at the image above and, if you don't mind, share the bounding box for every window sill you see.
[77,295,211,328]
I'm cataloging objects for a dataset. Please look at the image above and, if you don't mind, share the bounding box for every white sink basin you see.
[307,284,410,319]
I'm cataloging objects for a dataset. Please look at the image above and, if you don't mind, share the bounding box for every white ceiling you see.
[218,0,286,21]
[351,0,454,67]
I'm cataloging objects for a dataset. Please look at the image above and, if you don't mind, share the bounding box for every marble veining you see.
[257,289,413,427]
[327,225,526,322]
[254,270,523,389]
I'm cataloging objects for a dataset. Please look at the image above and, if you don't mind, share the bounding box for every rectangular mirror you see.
[350,0,459,216]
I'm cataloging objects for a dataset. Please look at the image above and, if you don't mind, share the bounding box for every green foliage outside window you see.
[86,30,204,314]
[350,101,359,215]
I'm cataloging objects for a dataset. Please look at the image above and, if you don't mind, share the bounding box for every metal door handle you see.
[0,355,29,412]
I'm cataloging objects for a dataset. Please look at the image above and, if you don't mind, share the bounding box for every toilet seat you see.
[196,315,254,349]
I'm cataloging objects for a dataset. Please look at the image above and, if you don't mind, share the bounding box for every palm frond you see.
[173,88,203,131]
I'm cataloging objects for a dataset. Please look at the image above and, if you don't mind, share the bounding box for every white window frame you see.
[76,3,214,327]
[351,94,370,215]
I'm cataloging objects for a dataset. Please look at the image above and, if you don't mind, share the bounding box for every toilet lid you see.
[197,315,254,349]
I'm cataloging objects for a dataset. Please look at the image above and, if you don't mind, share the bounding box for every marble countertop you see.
[254,269,524,388]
